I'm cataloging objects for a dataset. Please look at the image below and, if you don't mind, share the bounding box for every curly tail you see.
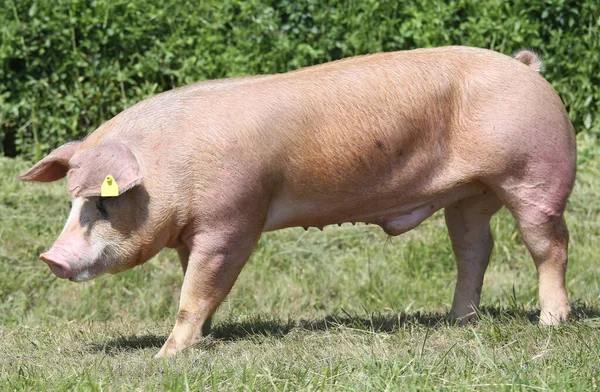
[514,50,542,73]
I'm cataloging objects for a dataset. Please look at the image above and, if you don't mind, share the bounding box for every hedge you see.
[1,0,598,159]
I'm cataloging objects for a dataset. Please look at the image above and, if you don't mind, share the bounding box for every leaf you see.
[28,2,37,17]
[583,112,592,130]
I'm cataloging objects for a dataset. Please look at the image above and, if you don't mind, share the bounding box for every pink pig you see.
[21,47,576,357]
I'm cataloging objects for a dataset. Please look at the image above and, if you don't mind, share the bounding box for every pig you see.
[20,46,576,357]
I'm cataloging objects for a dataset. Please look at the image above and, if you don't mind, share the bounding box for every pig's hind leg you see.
[500,189,571,325]
[493,166,574,325]
[519,214,570,325]
[444,191,503,323]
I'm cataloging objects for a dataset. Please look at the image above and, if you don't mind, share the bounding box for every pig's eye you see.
[97,197,109,219]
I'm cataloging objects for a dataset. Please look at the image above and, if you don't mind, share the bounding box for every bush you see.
[1,0,598,159]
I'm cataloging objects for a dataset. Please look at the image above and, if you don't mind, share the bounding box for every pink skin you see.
[36,197,108,281]
[20,46,576,357]
[39,249,71,279]
[39,242,104,282]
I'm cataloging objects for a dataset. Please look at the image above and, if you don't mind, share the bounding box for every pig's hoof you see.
[539,308,570,325]
[154,347,177,358]
[154,340,179,358]
[448,311,478,326]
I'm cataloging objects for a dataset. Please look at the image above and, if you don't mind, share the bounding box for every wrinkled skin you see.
[21,47,576,357]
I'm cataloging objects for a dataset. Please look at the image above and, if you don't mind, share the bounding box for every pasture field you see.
[0,133,599,390]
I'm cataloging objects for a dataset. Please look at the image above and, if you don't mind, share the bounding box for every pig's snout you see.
[40,250,72,279]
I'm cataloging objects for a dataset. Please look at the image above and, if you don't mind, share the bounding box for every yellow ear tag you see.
[101,175,119,197]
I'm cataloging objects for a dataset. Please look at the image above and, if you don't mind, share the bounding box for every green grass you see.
[1,132,599,390]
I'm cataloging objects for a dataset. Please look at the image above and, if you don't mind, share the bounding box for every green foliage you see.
[1,0,599,159]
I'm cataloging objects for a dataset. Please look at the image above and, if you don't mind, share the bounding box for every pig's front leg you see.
[155,229,260,358]
[175,245,214,335]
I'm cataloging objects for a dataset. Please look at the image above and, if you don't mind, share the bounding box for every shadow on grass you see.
[90,334,166,354]
[90,302,600,354]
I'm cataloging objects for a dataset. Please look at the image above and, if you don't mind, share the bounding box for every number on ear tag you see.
[101,175,119,197]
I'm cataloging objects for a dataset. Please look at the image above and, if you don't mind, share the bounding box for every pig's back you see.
[251,47,566,229]
[89,47,567,231]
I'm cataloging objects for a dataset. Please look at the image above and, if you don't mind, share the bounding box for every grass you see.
[1,132,599,390]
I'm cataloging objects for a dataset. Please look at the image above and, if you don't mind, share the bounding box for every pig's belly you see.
[263,182,489,235]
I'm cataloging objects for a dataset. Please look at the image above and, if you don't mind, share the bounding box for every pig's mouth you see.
[62,264,106,283]
[45,261,98,282]
[46,263,70,279]
[68,270,96,282]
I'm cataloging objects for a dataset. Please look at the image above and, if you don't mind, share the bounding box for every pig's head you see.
[20,141,152,282]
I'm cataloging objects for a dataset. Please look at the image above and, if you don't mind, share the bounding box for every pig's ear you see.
[67,143,143,198]
[19,141,83,182]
